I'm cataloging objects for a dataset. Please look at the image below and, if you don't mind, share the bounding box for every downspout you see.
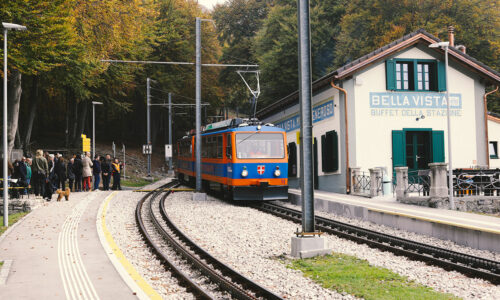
[330,80,350,193]
[484,86,499,168]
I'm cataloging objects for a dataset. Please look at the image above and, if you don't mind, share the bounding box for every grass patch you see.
[0,212,29,236]
[289,253,460,300]
[121,176,157,187]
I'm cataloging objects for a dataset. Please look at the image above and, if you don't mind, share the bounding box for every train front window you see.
[236,133,284,159]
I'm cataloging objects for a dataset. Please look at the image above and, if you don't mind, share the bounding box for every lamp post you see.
[92,101,103,159]
[3,22,27,227]
[429,41,454,209]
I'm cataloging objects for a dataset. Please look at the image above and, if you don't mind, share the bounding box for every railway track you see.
[135,181,283,300]
[256,202,500,285]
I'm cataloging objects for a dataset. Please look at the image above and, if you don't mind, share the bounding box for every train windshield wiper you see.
[237,131,260,145]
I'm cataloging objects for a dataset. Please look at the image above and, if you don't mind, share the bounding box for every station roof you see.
[257,28,500,119]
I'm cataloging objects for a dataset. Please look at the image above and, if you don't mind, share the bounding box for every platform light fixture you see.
[429,40,454,209]
[3,22,27,227]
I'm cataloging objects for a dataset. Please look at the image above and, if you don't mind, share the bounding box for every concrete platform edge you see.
[288,192,500,253]
[96,192,160,300]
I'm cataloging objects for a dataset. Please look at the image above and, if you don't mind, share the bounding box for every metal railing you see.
[405,170,431,196]
[452,169,500,197]
[352,171,371,196]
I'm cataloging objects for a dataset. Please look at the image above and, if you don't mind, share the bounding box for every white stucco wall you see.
[262,88,341,177]
[351,46,483,176]
[488,118,500,168]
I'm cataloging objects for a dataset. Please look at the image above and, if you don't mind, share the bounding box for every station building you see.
[257,28,500,194]
[488,113,500,169]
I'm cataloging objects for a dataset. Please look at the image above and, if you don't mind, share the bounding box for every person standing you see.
[31,150,49,197]
[82,152,93,192]
[73,154,83,192]
[111,158,122,190]
[101,154,112,191]
[92,155,101,191]
[25,158,32,194]
[54,156,67,190]
[67,158,75,191]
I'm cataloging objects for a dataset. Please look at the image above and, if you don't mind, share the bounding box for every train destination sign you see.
[275,99,334,132]
[369,92,463,117]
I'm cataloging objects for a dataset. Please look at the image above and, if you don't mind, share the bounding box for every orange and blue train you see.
[175,118,288,201]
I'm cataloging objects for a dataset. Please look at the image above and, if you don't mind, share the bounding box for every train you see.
[175,118,288,201]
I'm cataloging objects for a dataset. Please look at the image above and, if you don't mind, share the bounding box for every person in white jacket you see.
[81,152,93,192]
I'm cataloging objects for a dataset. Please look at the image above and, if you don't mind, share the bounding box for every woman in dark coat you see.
[67,158,76,191]
[54,157,67,189]
[73,155,83,192]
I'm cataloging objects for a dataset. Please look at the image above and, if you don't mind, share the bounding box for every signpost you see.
[143,144,152,155]
[81,134,91,153]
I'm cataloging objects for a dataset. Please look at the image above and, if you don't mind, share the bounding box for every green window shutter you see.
[386,60,396,90]
[392,130,405,168]
[437,60,446,91]
[321,135,328,172]
[330,130,339,172]
[432,130,445,162]
[322,131,339,172]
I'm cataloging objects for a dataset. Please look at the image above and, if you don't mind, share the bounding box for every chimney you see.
[456,45,466,54]
[448,26,455,47]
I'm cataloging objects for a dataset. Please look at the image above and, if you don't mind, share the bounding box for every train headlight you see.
[274,167,281,177]
[241,167,248,177]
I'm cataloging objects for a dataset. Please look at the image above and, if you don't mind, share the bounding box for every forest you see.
[1,0,499,155]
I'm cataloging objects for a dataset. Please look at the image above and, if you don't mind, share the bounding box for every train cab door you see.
[313,137,319,189]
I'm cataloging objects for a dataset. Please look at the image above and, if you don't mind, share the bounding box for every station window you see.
[386,59,444,92]
[288,142,297,177]
[490,141,498,159]
[321,130,339,172]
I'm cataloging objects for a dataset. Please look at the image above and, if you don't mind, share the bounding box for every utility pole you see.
[298,0,314,234]
[123,144,126,178]
[147,78,151,177]
[195,17,202,194]
[168,93,173,172]
[290,0,330,258]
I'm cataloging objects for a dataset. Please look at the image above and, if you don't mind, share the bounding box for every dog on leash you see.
[56,188,71,201]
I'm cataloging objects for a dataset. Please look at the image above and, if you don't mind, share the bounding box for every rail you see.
[256,202,500,284]
[136,181,283,299]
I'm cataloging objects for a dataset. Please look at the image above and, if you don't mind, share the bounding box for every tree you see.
[253,0,345,107]
[0,0,77,154]
[213,0,270,115]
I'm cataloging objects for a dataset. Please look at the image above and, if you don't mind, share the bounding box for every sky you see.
[198,0,227,10]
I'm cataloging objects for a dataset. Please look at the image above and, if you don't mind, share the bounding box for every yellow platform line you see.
[101,192,162,299]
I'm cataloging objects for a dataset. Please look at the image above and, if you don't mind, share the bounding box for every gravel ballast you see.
[165,192,500,300]
[105,179,195,300]
[277,201,500,262]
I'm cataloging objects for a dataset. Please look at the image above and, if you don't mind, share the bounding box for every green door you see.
[405,131,432,173]
[392,129,444,174]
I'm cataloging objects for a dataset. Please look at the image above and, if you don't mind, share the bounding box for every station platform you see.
[0,191,138,300]
[288,189,500,252]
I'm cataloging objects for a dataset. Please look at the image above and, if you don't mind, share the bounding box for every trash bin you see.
[377,166,392,196]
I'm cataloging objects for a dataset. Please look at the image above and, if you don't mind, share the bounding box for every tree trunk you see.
[15,127,21,149]
[7,69,22,156]
[23,76,39,150]
[71,98,78,145]
[65,88,71,148]
[75,100,88,146]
